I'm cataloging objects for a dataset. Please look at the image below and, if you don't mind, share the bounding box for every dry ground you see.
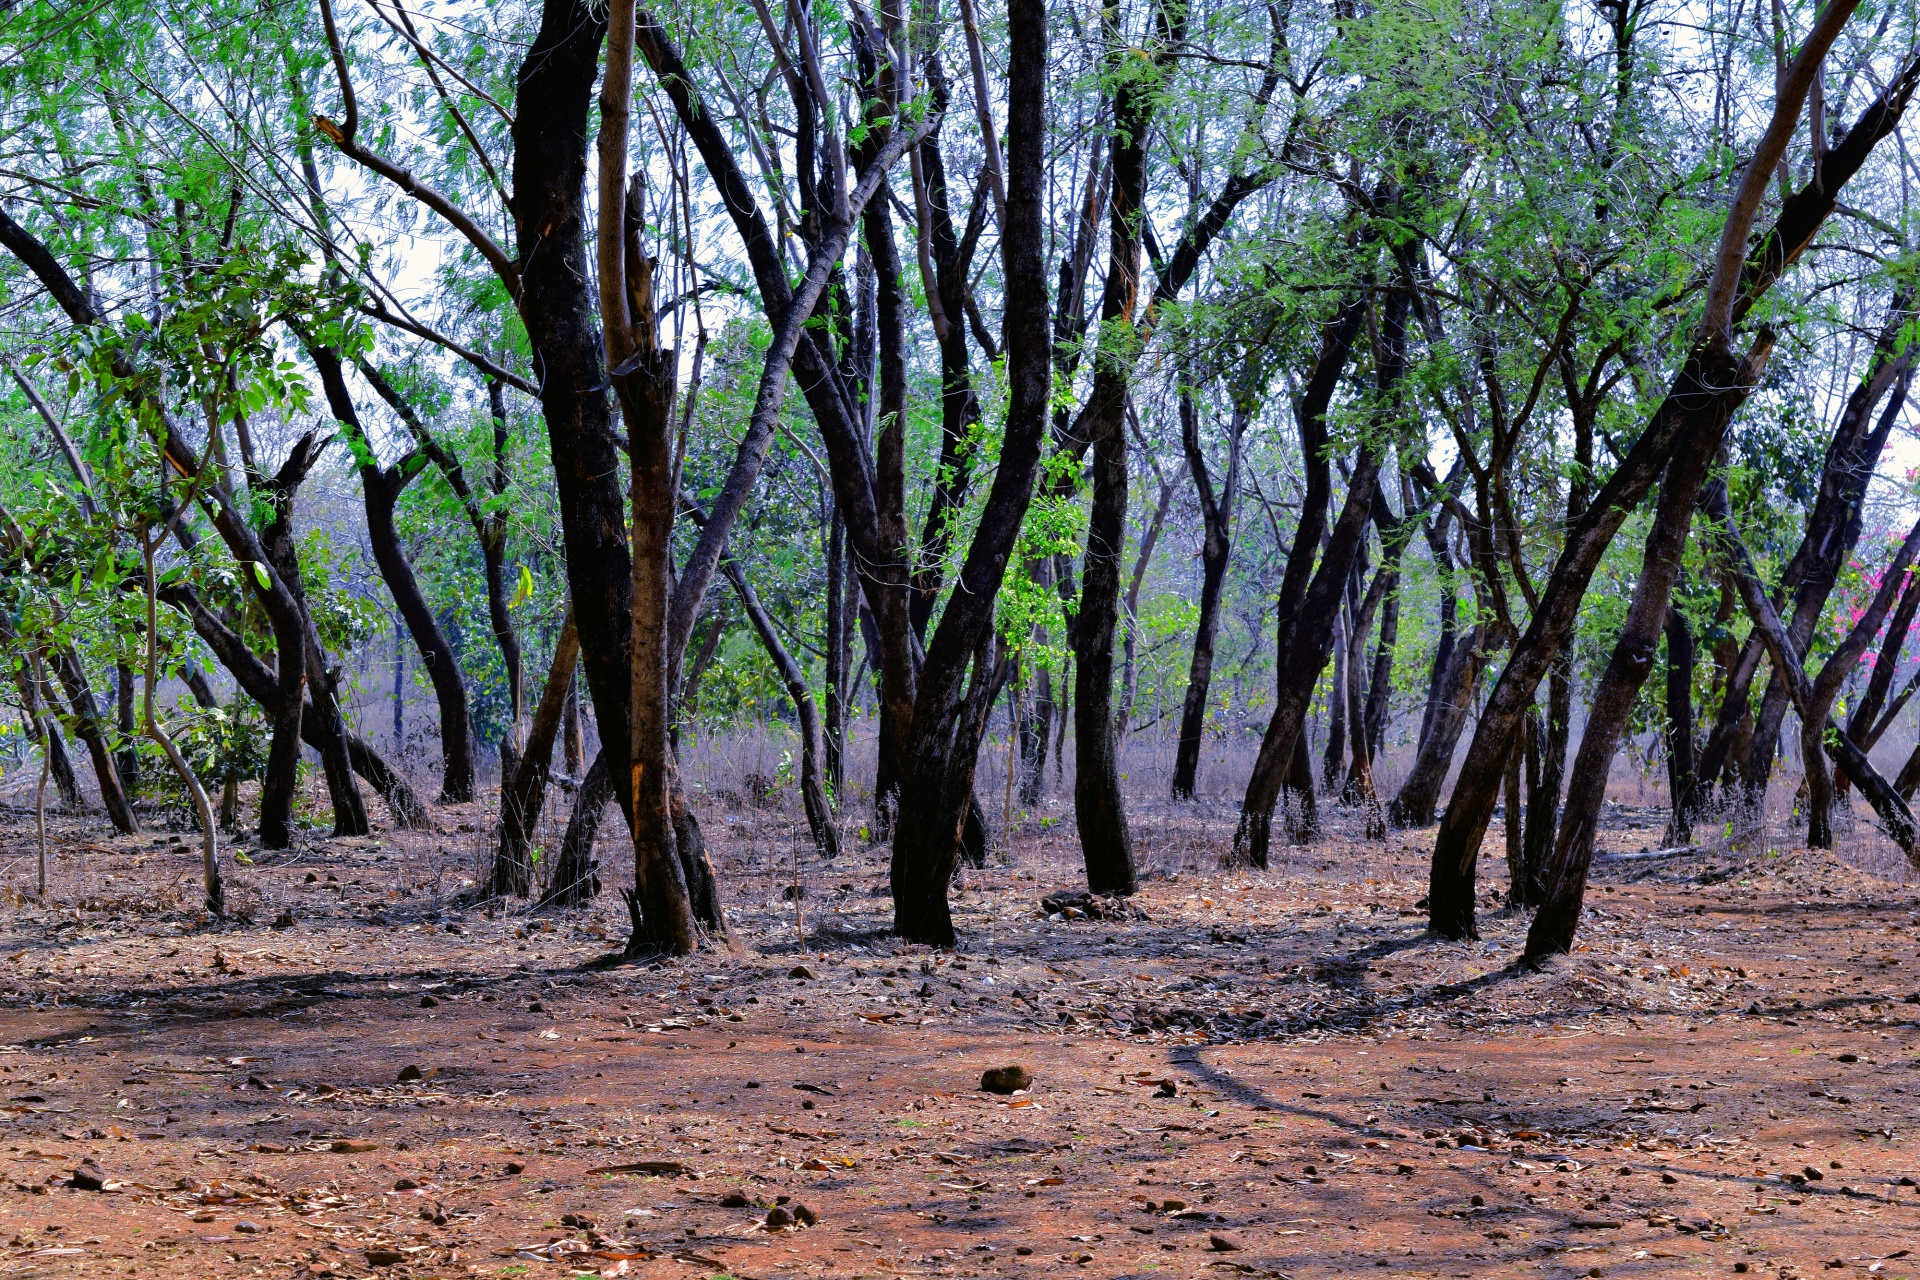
[1,784,1919,1280]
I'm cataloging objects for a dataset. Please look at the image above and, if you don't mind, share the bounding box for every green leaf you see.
[252,562,271,590]
[510,562,533,609]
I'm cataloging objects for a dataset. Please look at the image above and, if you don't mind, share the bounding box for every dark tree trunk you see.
[1663,606,1696,844]
[516,0,697,950]
[1502,732,1524,904]
[482,381,525,748]
[163,579,430,829]
[889,0,1053,944]
[1838,568,1920,806]
[258,432,368,839]
[115,663,139,798]
[1322,594,1349,793]
[1234,282,1398,866]
[310,344,478,804]
[1388,626,1485,828]
[824,504,850,796]
[1172,391,1244,799]
[1522,646,1572,891]
[1523,336,1769,961]
[496,610,579,897]
[1116,471,1177,737]
[563,674,584,775]
[47,646,137,834]
[543,748,609,909]
[1433,55,1920,941]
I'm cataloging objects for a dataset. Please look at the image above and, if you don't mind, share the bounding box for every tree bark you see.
[1234,281,1400,866]
[1388,625,1485,828]
[46,645,138,834]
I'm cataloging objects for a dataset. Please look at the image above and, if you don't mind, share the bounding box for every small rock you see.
[68,1159,105,1191]
[1158,1198,1187,1213]
[365,1246,404,1266]
[234,1220,265,1234]
[331,1139,377,1153]
[1837,1053,1859,1063]
[393,1178,419,1191]
[271,908,295,930]
[792,1203,819,1226]
[504,1161,525,1175]
[1661,1171,1678,1184]
[1015,1246,1034,1256]
[719,1193,753,1208]
[788,966,816,980]
[419,995,439,1008]
[528,1000,546,1013]
[397,1065,425,1082]
[764,1205,793,1229]
[1208,1234,1243,1252]
[980,1064,1032,1094]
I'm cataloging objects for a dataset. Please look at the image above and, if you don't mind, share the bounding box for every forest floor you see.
[0,787,1918,1280]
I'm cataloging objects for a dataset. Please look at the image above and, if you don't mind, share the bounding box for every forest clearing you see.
[0,775,1918,1280]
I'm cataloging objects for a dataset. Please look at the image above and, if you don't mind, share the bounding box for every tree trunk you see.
[1322,595,1349,793]
[889,0,1053,944]
[311,343,479,804]
[1663,606,1696,844]
[1522,647,1571,893]
[1234,282,1398,866]
[543,748,609,909]
[599,3,698,957]
[1502,732,1524,905]
[727,560,840,860]
[1388,625,1485,828]
[824,503,849,796]
[1523,336,1771,960]
[1116,471,1177,738]
[496,609,579,897]
[1171,390,1244,799]
[115,663,139,799]
[48,646,139,835]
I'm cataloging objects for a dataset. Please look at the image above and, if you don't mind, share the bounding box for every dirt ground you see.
[1,785,1919,1280]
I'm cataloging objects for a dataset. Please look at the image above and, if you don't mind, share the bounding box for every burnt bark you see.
[1523,337,1771,960]
[1234,281,1402,866]
[1388,625,1485,828]
[543,748,610,909]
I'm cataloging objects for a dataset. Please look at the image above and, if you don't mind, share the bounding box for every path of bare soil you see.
[1,793,1918,1280]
